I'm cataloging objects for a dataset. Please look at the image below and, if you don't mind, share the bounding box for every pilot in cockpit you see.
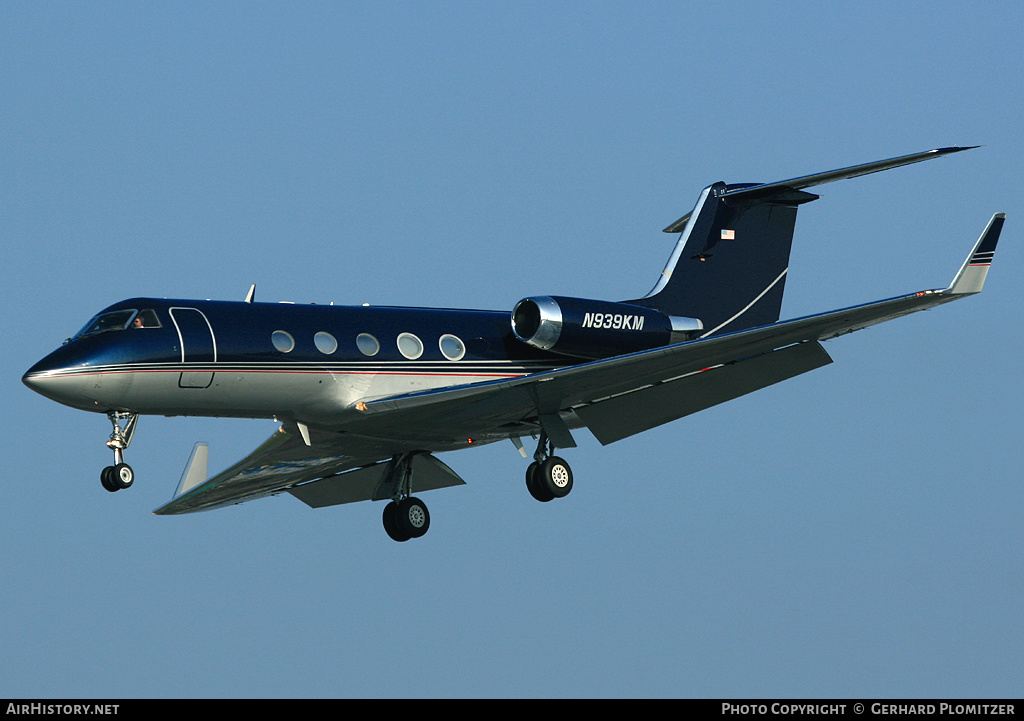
[132,310,160,329]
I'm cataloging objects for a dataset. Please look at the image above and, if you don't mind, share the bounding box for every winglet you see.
[947,213,1005,295]
[173,442,209,498]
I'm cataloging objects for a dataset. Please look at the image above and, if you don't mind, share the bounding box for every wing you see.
[358,290,948,438]
[153,214,1003,516]
[152,426,468,515]
[357,214,1004,443]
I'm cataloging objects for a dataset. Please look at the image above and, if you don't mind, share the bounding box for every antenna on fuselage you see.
[244,284,256,303]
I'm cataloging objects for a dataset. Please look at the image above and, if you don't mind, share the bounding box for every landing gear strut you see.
[525,432,573,502]
[101,411,138,492]
[381,454,431,542]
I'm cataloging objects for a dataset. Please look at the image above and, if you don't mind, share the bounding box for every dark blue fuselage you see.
[24,297,567,422]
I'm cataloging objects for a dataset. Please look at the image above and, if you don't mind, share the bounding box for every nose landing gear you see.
[100,411,138,492]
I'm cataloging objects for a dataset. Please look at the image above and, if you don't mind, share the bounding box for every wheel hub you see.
[550,464,570,488]
[407,505,426,528]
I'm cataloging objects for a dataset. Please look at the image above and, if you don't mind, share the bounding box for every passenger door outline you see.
[169,307,217,389]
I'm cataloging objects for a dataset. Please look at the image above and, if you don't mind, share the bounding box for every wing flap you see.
[286,460,390,508]
[575,340,833,445]
[287,453,466,509]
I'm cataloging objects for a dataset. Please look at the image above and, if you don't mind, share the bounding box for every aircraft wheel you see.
[396,497,430,538]
[383,501,410,542]
[525,461,554,502]
[100,466,119,493]
[538,456,573,499]
[112,463,134,490]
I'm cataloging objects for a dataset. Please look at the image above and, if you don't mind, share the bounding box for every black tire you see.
[396,497,430,538]
[112,463,134,490]
[538,456,573,498]
[383,501,410,542]
[100,466,119,493]
[526,461,554,502]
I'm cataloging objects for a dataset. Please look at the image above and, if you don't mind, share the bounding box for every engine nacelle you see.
[511,296,702,359]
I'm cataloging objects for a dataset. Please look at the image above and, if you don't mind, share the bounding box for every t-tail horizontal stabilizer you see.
[661,146,978,233]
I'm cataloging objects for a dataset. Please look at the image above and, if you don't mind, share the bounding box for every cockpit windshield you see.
[76,310,137,338]
[72,309,163,340]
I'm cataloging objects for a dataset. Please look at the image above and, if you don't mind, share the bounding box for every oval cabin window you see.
[272,330,295,353]
[439,334,466,361]
[356,333,380,357]
[397,333,423,360]
[314,331,338,355]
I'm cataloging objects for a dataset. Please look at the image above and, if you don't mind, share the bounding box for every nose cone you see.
[23,346,96,411]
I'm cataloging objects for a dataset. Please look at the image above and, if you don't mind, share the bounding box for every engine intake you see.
[512,296,701,359]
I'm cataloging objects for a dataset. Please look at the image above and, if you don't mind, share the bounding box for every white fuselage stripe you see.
[699,268,788,338]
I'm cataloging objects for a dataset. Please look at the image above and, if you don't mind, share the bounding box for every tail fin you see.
[627,146,977,337]
[627,181,813,336]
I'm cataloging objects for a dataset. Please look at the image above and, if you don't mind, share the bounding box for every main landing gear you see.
[525,433,573,503]
[381,454,431,542]
[100,411,138,493]
[383,497,430,543]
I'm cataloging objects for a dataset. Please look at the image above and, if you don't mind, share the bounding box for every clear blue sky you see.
[2,1,1022,698]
